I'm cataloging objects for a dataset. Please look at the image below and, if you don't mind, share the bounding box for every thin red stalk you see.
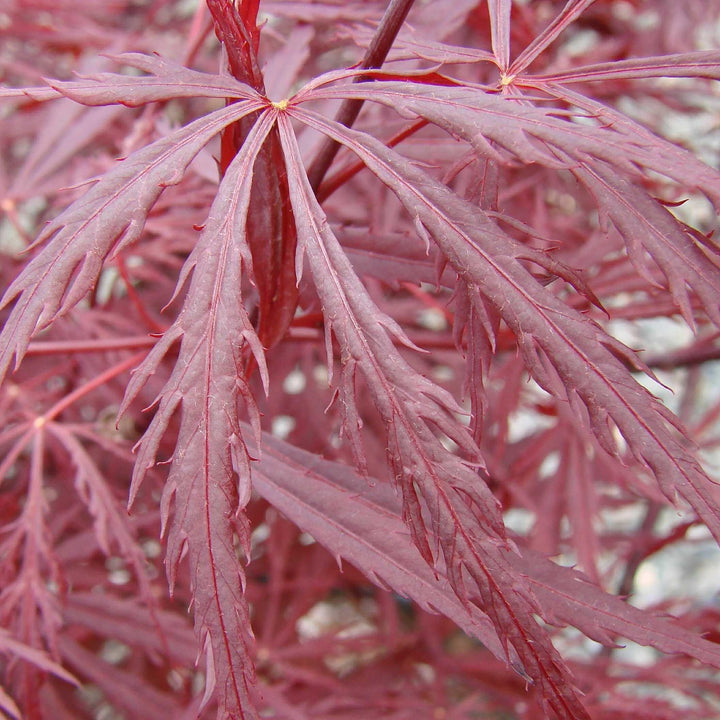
[37,352,144,424]
[316,117,428,202]
[643,341,720,369]
[597,503,670,662]
[115,255,166,334]
[401,281,454,323]
[182,3,213,67]
[307,0,418,193]
[24,337,156,356]
[615,503,662,599]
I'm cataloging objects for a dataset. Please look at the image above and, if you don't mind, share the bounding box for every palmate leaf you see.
[354,77,720,326]
[0,50,282,720]
[287,106,720,547]
[2,29,720,719]
[119,112,277,720]
[277,114,590,719]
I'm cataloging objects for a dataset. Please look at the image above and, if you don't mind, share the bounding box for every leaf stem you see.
[40,353,144,424]
[316,117,428,202]
[25,337,157,356]
[307,0,418,193]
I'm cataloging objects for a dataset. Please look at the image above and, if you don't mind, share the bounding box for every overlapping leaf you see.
[278,113,590,719]
[574,158,720,328]
[250,431,514,665]
[305,77,720,205]
[308,79,720,325]
[286,107,720,549]
[2,11,720,715]
[45,423,156,604]
[252,427,720,680]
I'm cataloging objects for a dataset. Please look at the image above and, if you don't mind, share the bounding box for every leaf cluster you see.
[2,1,720,718]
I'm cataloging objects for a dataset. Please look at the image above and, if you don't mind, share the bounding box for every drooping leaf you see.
[277,112,591,720]
[2,4,720,719]
[574,157,720,328]
[120,111,277,720]
[303,78,720,209]
[515,551,720,668]
[251,430,515,666]
[252,429,720,671]
[288,106,720,546]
